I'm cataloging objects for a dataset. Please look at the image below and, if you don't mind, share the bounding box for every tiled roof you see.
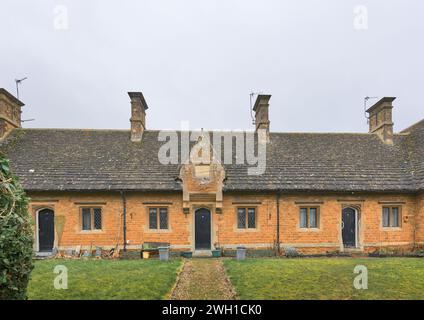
[402,119,424,190]
[0,126,421,192]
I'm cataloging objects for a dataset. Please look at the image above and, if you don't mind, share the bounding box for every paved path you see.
[171,258,237,300]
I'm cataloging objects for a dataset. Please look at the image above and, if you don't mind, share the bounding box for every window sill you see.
[78,230,104,234]
[298,228,321,232]
[235,228,259,232]
[145,229,171,233]
[381,227,402,231]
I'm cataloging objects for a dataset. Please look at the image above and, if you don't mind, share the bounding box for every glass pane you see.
[237,208,246,229]
[391,208,399,227]
[382,207,390,227]
[310,208,317,228]
[159,208,168,229]
[300,208,308,228]
[93,208,102,230]
[247,208,256,228]
[149,208,157,229]
[82,208,91,230]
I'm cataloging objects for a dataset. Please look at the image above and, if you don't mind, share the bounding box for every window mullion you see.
[91,208,94,228]
[307,208,310,228]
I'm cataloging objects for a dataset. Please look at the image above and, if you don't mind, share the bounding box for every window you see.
[310,208,318,228]
[149,208,157,229]
[82,208,91,230]
[237,208,256,229]
[81,207,102,231]
[94,208,102,230]
[299,207,319,229]
[237,208,246,228]
[382,206,401,227]
[159,208,168,229]
[247,208,256,228]
[149,208,168,230]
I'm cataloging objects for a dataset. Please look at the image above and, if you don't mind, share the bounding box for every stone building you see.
[1,88,423,255]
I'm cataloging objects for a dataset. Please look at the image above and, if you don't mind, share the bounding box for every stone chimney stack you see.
[366,97,396,145]
[128,92,148,142]
[0,88,24,140]
[253,94,271,133]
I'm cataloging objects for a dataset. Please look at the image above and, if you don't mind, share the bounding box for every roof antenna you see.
[14,77,34,123]
[250,91,262,125]
[364,96,378,122]
[15,77,28,100]
[21,118,35,123]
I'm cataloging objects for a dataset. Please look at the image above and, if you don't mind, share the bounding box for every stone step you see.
[192,250,212,257]
[343,248,367,258]
[34,251,54,259]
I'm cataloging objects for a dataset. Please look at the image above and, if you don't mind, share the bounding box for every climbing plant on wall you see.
[0,153,33,300]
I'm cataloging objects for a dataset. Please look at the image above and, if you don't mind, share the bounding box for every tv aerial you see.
[15,77,28,100]
[249,91,263,125]
[364,96,378,121]
[14,77,35,123]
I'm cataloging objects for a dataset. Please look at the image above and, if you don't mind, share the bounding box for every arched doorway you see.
[342,207,358,248]
[37,208,55,252]
[194,208,211,250]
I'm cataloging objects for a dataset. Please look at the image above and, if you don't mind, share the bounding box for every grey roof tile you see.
[0,126,421,192]
[402,119,424,190]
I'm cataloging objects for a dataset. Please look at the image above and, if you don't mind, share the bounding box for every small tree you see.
[0,153,33,300]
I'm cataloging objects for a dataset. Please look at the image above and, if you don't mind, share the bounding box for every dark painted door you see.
[195,208,211,250]
[38,209,54,252]
[342,208,356,248]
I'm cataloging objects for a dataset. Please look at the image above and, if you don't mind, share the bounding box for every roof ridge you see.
[400,118,424,133]
[19,128,130,132]
[140,129,414,136]
[13,128,414,137]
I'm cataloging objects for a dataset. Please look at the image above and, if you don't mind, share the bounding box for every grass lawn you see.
[28,259,182,300]
[224,257,424,300]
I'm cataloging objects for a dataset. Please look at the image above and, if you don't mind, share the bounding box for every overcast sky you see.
[1,1,423,133]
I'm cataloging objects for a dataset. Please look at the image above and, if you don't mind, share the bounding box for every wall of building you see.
[217,193,277,249]
[29,191,278,252]
[28,191,420,254]
[279,193,416,253]
[29,191,189,251]
[415,192,424,247]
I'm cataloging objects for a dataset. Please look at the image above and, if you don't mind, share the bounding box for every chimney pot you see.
[128,92,148,142]
[366,97,396,145]
[253,94,271,134]
[0,88,24,140]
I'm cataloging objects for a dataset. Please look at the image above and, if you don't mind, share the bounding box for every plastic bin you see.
[158,247,169,261]
[182,251,193,258]
[212,249,221,258]
[236,247,246,260]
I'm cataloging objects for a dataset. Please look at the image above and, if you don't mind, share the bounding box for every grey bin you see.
[159,247,169,261]
[236,247,247,260]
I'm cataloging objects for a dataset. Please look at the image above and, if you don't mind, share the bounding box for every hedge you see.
[0,154,33,300]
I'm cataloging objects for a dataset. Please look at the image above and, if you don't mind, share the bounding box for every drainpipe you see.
[413,195,418,250]
[276,192,281,255]
[120,191,127,252]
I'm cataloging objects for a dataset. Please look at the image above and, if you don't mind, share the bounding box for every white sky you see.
[1,0,423,133]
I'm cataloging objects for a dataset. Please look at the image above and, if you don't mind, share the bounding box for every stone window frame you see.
[382,205,402,229]
[298,206,320,230]
[79,206,103,232]
[147,206,170,231]
[236,207,258,231]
